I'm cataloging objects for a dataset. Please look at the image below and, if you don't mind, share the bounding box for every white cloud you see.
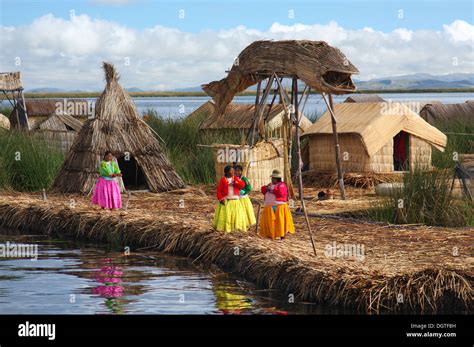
[0,15,472,90]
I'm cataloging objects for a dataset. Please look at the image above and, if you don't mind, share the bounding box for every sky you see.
[0,0,473,90]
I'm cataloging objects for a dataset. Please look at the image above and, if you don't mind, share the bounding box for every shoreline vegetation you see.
[9,88,474,99]
[0,191,471,314]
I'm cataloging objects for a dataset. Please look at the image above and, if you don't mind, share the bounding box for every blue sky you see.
[2,0,472,32]
[0,0,472,90]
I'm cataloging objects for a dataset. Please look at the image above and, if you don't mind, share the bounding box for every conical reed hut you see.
[53,62,185,193]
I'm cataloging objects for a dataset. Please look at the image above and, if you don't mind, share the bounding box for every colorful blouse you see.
[239,176,252,197]
[99,160,121,181]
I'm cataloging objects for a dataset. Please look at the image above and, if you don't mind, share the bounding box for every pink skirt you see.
[91,177,122,209]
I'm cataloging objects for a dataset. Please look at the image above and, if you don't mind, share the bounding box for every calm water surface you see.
[0,234,329,315]
[2,93,472,119]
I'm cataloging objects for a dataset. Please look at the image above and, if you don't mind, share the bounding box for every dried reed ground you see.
[0,187,471,313]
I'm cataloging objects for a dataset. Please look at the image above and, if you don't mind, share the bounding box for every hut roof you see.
[12,99,92,117]
[419,102,474,124]
[37,113,83,132]
[0,72,22,91]
[9,98,92,129]
[344,94,386,103]
[303,102,447,156]
[196,101,312,131]
[202,40,359,115]
[53,62,185,193]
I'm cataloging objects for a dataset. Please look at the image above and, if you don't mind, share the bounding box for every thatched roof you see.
[10,99,91,129]
[202,40,359,115]
[344,94,386,103]
[0,72,22,91]
[53,62,185,193]
[193,101,312,131]
[38,113,83,132]
[419,102,474,124]
[303,102,447,156]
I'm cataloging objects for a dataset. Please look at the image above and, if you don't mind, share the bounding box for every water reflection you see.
[91,258,125,314]
[0,234,324,314]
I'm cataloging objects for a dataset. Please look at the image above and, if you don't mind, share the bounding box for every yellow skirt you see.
[240,196,256,226]
[213,199,248,233]
[259,204,295,239]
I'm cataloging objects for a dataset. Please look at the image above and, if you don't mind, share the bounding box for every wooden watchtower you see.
[0,71,29,130]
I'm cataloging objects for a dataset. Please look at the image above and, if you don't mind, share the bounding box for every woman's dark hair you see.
[224,165,233,175]
[103,151,113,159]
[234,164,243,171]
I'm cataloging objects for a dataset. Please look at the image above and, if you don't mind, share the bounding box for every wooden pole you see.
[248,80,262,146]
[293,78,317,256]
[19,90,30,131]
[323,93,346,200]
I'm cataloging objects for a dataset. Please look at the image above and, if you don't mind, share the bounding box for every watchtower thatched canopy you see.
[53,62,185,193]
[202,40,359,116]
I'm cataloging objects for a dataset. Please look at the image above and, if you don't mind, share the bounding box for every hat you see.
[270,169,282,178]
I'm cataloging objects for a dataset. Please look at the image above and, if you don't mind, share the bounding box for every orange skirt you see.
[259,204,295,239]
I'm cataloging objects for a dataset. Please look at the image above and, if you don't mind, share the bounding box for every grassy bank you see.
[432,115,474,168]
[0,129,64,191]
[368,168,473,227]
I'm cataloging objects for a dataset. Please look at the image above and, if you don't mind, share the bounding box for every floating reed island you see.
[0,189,471,314]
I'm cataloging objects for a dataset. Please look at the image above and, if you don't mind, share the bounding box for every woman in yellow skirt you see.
[234,164,256,227]
[259,169,295,240]
[213,165,248,232]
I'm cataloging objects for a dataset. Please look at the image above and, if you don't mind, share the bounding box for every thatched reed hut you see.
[343,94,386,103]
[53,62,185,193]
[9,99,91,153]
[419,102,474,125]
[0,114,10,130]
[9,99,91,129]
[189,101,312,140]
[303,102,447,173]
[212,140,285,191]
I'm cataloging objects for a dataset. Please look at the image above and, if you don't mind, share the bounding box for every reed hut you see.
[191,101,312,140]
[212,139,285,191]
[303,102,447,173]
[343,94,386,103]
[53,62,185,193]
[9,99,91,153]
[419,102,474,125]
[9,99,91,129]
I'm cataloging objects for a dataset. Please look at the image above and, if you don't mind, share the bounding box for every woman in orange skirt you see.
[259,169,295,240]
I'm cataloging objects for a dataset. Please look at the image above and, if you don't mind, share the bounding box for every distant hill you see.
[24,73,474,94]
[355,73,474,90]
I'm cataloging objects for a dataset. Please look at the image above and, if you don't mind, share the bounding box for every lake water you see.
[1,93,472,120]
[0,233,328,314]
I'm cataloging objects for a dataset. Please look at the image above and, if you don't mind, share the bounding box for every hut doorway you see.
[393,131,410,171]
[118,155,148,190]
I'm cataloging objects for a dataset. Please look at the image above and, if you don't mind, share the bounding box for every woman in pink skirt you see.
[92,151,122,209]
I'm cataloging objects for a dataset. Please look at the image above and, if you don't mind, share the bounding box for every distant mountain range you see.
[354,73,474,90]
[26,73,474,93]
